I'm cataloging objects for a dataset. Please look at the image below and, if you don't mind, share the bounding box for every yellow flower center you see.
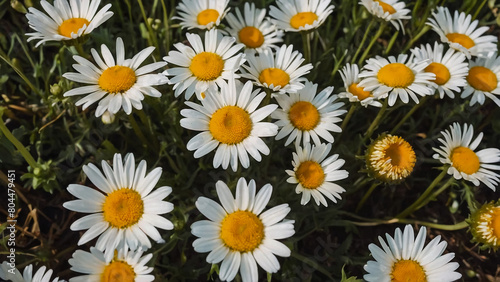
[290,12,318,29]
[209,106,252,144]
[377,63,415,88]
[296,161,325,189]
[467,66,498,92]
[348,83,372,100]
[197,9,220,26]
[425,62,450,85]
[98,66,137,94]
[446,33,475,49]
[492,208,500,240]
[450,146,480,175]
[258,68,290,88]
[288,101,320,131]
[220,210,264,252]
[102,188,144,228]
[391,260,427,282]
[375,0,396,14]
[58,18,90,38]
[368,135,416,182]
[189,52,224,81]
[471,203,500,249]
[101,260,135,282]
[239,26,265,48]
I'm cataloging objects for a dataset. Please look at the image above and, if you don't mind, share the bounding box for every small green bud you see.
[11,0,27,13]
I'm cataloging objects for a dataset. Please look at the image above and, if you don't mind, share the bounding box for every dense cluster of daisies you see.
[2,0,500,281]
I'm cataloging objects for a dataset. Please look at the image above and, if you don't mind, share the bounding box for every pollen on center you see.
[467,66,498,92]
[101,260,136,282]
[377,63,415,88]
[425,62,451,85]
[98,66,137,94]
[450,146,480,175]
[288,101,320,131]
[290,12,318,29]
[296,160,325,189]
[102,188,144,228]
[209,106,253,144]
[58,18,90,38]
[220,210,264,252]
[197,9,219,26]
[239,26,265,48]
[189,52,224,81]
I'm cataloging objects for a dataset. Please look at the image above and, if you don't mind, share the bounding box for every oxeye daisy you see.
[225,2,284,54]
[364,224,462,282]
[0,262,62,282]
[411,42,468,99]
[468,200,500,251]
[69,247,154,281]
[427,6,498,59]
[461,53,500,107]
[286,143,348,207]
[272,80,345,146]
[269,0,334,32]
[180,79,278,171]
[191,177,295,282]
[241,44,313,94]
[163,28,244,100]
[359,0,411,31]
[63,37,168,117]
[25,0,113,47]
[63,153,174,261]
[432,123,500,191]
[358,54,436,106]
[173,0,230,30]
[338,63,382,107]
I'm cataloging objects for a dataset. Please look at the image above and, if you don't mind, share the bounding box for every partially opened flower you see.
[359,0,411,31]
[269,0,334,32]
[461,53,500,107]
[191,177,295,282]
[173,0,229,30]
[0,262,62,282]
[338,63,382,107]
[468,200,500,251]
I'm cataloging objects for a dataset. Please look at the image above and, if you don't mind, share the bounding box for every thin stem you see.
[402,26,430,53]
[341,103,358,131]
[390,96,429,134]
[356,182,379,212]
[472,0,487,21]
[342,212,468,230]
[351,18,375,64]
[415,176,455,211]
[73,42,87,58]
[358,99,388,154]
[301,31,312,63]
[358,22,386,66]
[0,50,40,96]
[137,0,159,57]
[128,114,151,148]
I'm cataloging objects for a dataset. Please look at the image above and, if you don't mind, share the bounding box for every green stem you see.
[356,182,379,212]
[128,114,151,148]
[137,0,160,57]
[358,99,388,154]
[351,18,375,64]
[73,42,87,58]
[290,252,335,280]
[340,103,358,131]
[343,214,468,231]
[390,96,429,134]
[0,50,40,96]
[358,22,386,65]
[415,176,455,211]
[402,26,430,53]
[472,0,487,21]
[160,0,170,53]
[301,31,312,63]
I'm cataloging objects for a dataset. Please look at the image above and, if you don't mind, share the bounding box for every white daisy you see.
[411,42,468,99]
[461,53,500,107]
[338,63,382,107]
[63,153,174,261]
[63,37,168,117]
[163,28,244,100]
[0,262,62,282]
[191,177,295,282]
[286,143,348,206]
[427,6,498,59]
[269,0,334,32]
[433,122,500,191]
[272,80,345,146]
[173,0,230,30]
[180,79,278,171]
[25,0,113,47]
[225,2,284,54]
[364,224,462,282]
[359,0,411,31]
[240,44,313,94]
[69,247,154,282]
[358,54,436,106]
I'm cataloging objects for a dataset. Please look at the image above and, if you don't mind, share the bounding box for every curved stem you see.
[390,96,429,134]
[358,22,386,65]
[351,18,375,64]
[357,99,388,154]
[341,103,358,131]
[341,212,468,230]
[356,182,379,212]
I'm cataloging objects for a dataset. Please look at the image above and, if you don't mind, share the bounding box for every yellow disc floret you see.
[446,33,475,49]
[467,66,498,92]
[189,52,224,81]
[288,101,320,131]
[377,63,415,88]
[290,12,318,29]
[98,66,137,94]
[197,9,220,26]
[102,188,144,228]
[391,260,427,282]
[220,210,264,252]
[425,62,451,85]
[348,83,372,100]
[101,260,135,282]
[239,26,265,48]
[450,146,480,175]
[375,0,396,14]
[296,161,325,189]
[209,106,253,144]
[469,201,500,251]
[259,68,290,88]
[58,18,90,38]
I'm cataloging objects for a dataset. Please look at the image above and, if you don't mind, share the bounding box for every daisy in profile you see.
[180,79,278,171]
[191,177,295,282]
[63,37,168,117]
[0,262,62,282]
[359,0,411,31]
[286,143,348,206]
[364,224,462,282]
[461,53,500,107]
[269,0,334,32]
[411,42,468,99]
[241,45,313,94]
[225,2,284,54]
[468,200,500,251]
[25,0,113,47]
[163,28,244,100]
[338,63,382,107]
[63,153,174,261]
[358,54,436,106]
[173,0,229,30]
[427,6,498,58]
[69,247,154,281]
[433,123,500,191]
[272,80,345,146]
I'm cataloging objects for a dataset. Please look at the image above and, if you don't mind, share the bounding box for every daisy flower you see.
[241,44,313,94]
[269,0,334,32]
[63,153,175,261]
[163,28,244,100]
[173,0,230,30]
[63,37,168,117]
[468,200,500,251]
[432,122,500,191]
[0,262,62,282]
[364,224,462,282]
[411,42,468,99]
[225,2,284,53]
[461,53,500,107]
[359,0,411,31]
[180,79,278,171]
[358,54,436,106]
[286,143,348,206]
[69,247,154,282]
[272,80,345,146]
[25,0,113,47]
[191,177,295,282]
[427,6,498,58]
[338,63,382,107]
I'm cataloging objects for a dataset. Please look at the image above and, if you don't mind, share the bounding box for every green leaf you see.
[341,265,363,282]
